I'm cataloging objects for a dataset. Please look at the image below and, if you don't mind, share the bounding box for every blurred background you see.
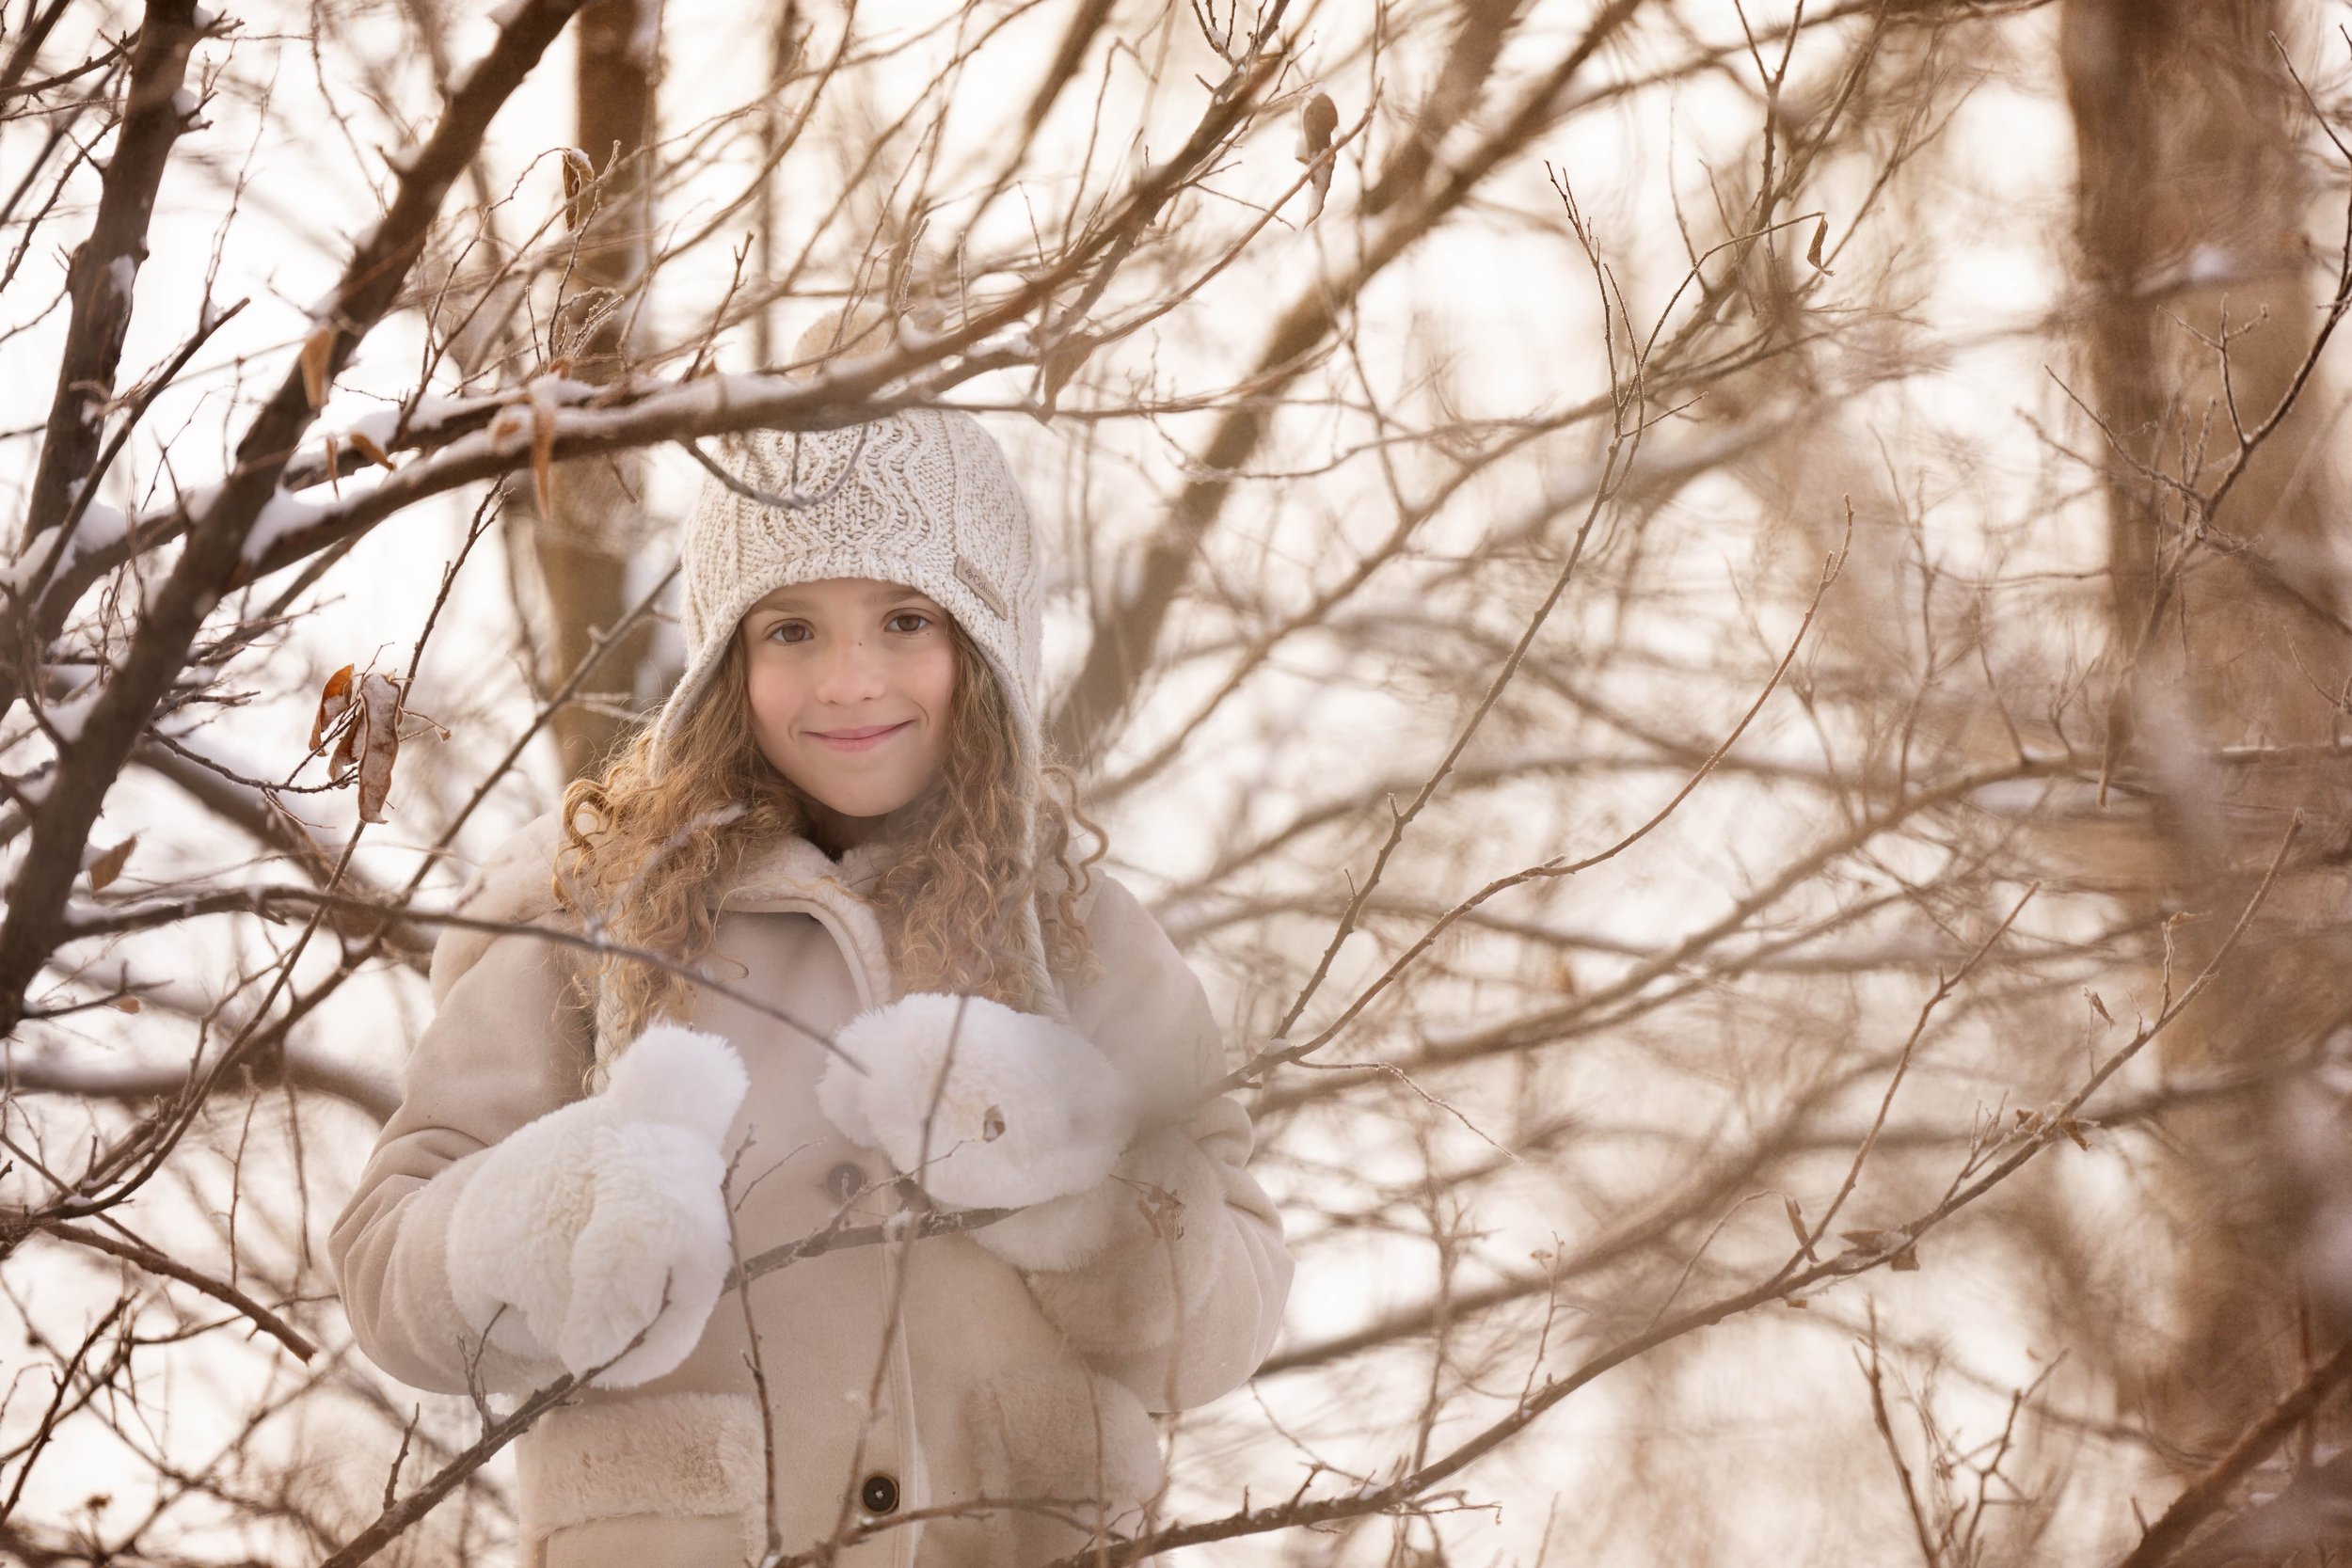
[5,0,2352,1562]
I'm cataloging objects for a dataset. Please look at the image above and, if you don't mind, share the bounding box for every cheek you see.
[742,657,802,732]
[912,643,958,721]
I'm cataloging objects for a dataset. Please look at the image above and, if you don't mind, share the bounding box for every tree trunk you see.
[2062,0,2352,1459]
[522,0,660,783]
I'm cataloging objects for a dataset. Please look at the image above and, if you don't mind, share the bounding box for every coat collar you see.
[697,825,1077,1021]
[705,829,901,1013]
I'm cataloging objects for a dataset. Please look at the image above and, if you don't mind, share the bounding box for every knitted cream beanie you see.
[652,418,1042,775]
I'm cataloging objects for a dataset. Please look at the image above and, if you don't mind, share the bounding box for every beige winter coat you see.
[327,810,1293,1568]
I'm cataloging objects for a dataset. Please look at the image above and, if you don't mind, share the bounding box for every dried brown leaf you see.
[981,1104,1006,1142]
[1805,215,1834,275]
[299,325,337,410]
[1299,91,1338,155]
[1840,1227,1905,1256]
[352,673,403,824]
[559,147,596,231]
[1295,91,1339,224]
[349,432,394,470]
[87,834,135,892]
[1783,1194,1818,1261]
[310,663,355,753]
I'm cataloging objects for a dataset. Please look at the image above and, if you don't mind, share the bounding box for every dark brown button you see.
[825,1162,866,1203]
[859,1472,898,1514]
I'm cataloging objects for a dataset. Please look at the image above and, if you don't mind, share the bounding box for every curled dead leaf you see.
[320,668,405,823]
[1295,90,1339,223]
[559,147,596,230]
[299,324,337,410]
[981,1104,1006,1142]
[1805,215,1835,275]
[351,673,403,825]
[1298,90,1338,156]
[349,432,394,471]
[1839,1228,1922,1271]
[87,834,135,892]
[108,995,141,1014]
[310,663,355,753]
[329,703,358,776]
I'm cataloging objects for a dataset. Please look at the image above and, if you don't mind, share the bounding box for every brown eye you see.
[766,621,811,644]
[886,611,933,634]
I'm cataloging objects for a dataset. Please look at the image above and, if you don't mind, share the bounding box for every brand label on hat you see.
[954,553,1010,619]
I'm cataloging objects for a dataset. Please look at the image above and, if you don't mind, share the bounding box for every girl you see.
[327,388,1295,1568]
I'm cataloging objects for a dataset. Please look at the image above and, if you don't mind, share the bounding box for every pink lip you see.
[807,721,910,752]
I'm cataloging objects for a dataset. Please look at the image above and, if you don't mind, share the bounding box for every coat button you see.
[859,1472,898,1514]
[825,1162,866,1203]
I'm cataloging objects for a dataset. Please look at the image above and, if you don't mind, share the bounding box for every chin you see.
[803,782,919,820]
[824,799,903,822]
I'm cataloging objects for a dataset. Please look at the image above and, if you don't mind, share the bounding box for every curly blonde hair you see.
[552,612,1104,1075]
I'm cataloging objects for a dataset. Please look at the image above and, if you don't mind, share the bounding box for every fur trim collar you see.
[710,828,898,906]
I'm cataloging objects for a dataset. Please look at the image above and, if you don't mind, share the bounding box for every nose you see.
[809,632,889,707]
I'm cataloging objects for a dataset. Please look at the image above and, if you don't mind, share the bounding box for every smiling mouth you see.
[808,721,911,752]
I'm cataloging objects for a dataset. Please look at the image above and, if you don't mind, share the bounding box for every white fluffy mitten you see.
[818,992,1137,1212]
[445,1024,747,1388]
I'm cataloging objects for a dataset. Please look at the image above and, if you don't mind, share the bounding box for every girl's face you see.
[738,577,958,827]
